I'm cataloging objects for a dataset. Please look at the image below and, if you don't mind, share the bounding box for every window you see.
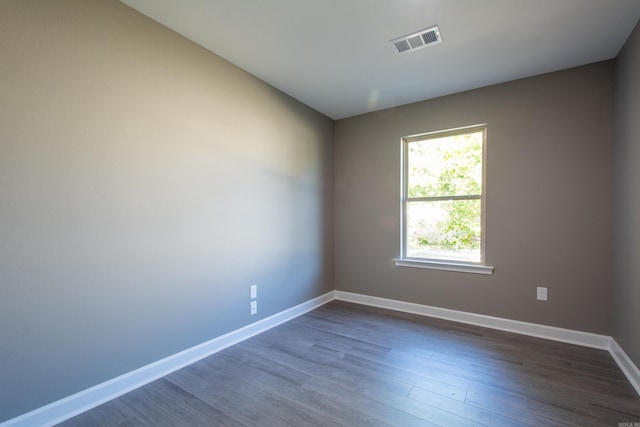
[396,125,493,274]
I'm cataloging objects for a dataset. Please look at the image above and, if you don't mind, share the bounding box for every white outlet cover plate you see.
[537,287,548,301]
[250,285,257,299]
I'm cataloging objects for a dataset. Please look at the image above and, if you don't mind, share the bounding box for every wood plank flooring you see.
[58,301,640,426]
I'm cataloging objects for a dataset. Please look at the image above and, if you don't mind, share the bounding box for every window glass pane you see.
[406,199,481,262]
[407,131,483,198]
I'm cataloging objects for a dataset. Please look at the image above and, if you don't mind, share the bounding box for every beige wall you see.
[334,61,614,334]
[613,20,640,367]
[0,0,333,422]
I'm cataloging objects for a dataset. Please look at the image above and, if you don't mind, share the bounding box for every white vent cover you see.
[391,26,442,53]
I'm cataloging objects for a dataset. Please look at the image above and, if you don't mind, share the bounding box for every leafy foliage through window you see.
[402,126,485,263]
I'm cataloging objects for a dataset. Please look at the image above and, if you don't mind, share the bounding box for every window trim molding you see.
[399,124,490,270]
[393,258,494,274]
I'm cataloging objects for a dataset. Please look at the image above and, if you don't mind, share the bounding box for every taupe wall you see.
[613,21,640,367]
[334,62,614,334]
[0,0,633,422]
[0,0,333,422]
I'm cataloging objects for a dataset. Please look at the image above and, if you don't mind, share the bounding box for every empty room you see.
[2,0,640,425]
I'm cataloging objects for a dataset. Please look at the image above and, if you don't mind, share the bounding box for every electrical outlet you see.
[250,300,257,315]
[537,287,547,301]
[250,284,257,299]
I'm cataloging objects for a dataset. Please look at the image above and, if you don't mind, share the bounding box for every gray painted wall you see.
[334,62,614,335]
[0,1,333,422]
[0,0,635,423]
[613,21,640,368]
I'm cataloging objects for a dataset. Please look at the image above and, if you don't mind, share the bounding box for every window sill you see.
[393,258,494,275]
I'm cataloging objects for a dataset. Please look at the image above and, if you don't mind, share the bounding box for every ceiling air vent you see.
[391,26,442,53]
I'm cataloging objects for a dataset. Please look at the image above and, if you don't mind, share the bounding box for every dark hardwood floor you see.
[59,301,640,426]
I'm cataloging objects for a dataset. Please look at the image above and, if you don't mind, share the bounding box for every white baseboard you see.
[1,291,335,427]
[334,291,611,349]
[610,338,640,396]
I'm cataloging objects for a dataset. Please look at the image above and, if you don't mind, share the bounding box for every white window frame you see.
[394,124,494,275]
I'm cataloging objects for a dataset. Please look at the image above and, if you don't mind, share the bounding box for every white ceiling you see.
[121,0,640,120]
